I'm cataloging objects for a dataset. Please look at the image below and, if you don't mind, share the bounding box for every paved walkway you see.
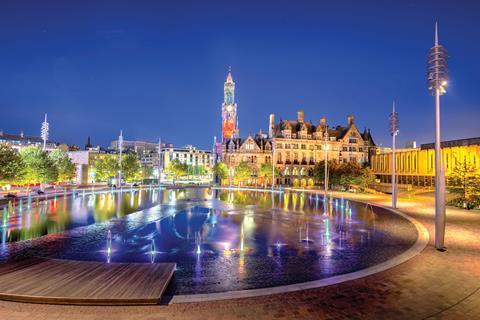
[0,191,479,319]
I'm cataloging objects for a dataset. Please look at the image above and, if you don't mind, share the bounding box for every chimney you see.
[297,109,304,123]
[269,113,275,138]
[347,115,354,126]
[320,116,326,127]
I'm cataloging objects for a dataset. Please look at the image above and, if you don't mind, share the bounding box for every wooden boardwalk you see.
[0,258,175,305]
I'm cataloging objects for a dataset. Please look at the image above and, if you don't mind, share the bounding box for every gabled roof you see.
[271,117,375,146]
[273,120,352,140]
[224,135,271,151]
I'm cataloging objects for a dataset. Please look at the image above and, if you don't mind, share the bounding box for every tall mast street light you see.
[157,137,162,186]
[118,130,124,188]
[324,125,328,198]
[427,22,449,251]
[41,113,49,151]
[271,141,275,191]
[389,101,399,209]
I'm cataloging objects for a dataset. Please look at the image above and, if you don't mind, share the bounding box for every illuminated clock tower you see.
[222,67,238,141]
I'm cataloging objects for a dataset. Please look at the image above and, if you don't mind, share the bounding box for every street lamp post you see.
[118,130,123,188]
[157,137,162,186]
[271,140,275,191]
[324,126,328,198]
[41,113,49,151]
[427,22,448,251]
[229,166,234,188]
[389,101,399,209]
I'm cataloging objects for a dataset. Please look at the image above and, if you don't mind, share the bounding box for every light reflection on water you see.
[0,187,417,295]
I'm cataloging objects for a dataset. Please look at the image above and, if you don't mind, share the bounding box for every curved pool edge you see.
[169,192,429,304]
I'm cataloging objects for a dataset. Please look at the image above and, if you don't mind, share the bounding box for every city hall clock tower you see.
[221,67,238,141]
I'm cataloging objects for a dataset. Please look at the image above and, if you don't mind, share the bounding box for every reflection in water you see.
[0,187,417,295]
[0,188,169,243]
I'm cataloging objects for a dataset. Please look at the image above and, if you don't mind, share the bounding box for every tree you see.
[19,146,57,185]
[313,160,375,190]
[167,159,188,180]
[234,161,253,185]
[189,165,206,176]
[141,165,154,180]
[448,160,480,202]
[353,166,376,190]
[94,156,118,182]
[313,160,338,187]
[0,143,24,186]
[213,162,228,184]
[48,149,76,183]
[338,162,363,187]
[122,153,142,182]
[258,163,279,186]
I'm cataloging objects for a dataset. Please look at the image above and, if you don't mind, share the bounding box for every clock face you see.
[227,105,233,112]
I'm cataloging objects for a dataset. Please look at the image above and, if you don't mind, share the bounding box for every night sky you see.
[0,0,479,150]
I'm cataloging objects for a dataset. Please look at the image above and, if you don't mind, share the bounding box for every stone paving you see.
[0,191,479,319]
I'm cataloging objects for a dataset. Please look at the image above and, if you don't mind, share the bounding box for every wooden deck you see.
[0,258,175,305]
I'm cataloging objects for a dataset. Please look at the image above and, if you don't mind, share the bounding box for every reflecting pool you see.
[0,187,418,295]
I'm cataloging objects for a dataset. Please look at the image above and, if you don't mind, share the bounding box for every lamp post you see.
[427,22,448,251]
[41,113,49,151]
[157,137,162,186]
[389,101,399,209]
[118,130,123,188]
[271,140,275,191]
[229,166,234,188]
[324,126,328,198]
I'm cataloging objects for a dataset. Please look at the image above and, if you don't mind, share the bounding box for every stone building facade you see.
[221,110,375,187]
[270,110,375,186]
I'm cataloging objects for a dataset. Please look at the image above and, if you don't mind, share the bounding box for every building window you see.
[349,138,358,144]
[245,143,255,150]
[276,143,283,149]
[301,144,306,149]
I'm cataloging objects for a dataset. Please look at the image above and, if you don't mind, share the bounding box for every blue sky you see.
[0,0,479,149]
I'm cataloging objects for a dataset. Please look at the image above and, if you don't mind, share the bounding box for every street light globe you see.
[442,80,448,86]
